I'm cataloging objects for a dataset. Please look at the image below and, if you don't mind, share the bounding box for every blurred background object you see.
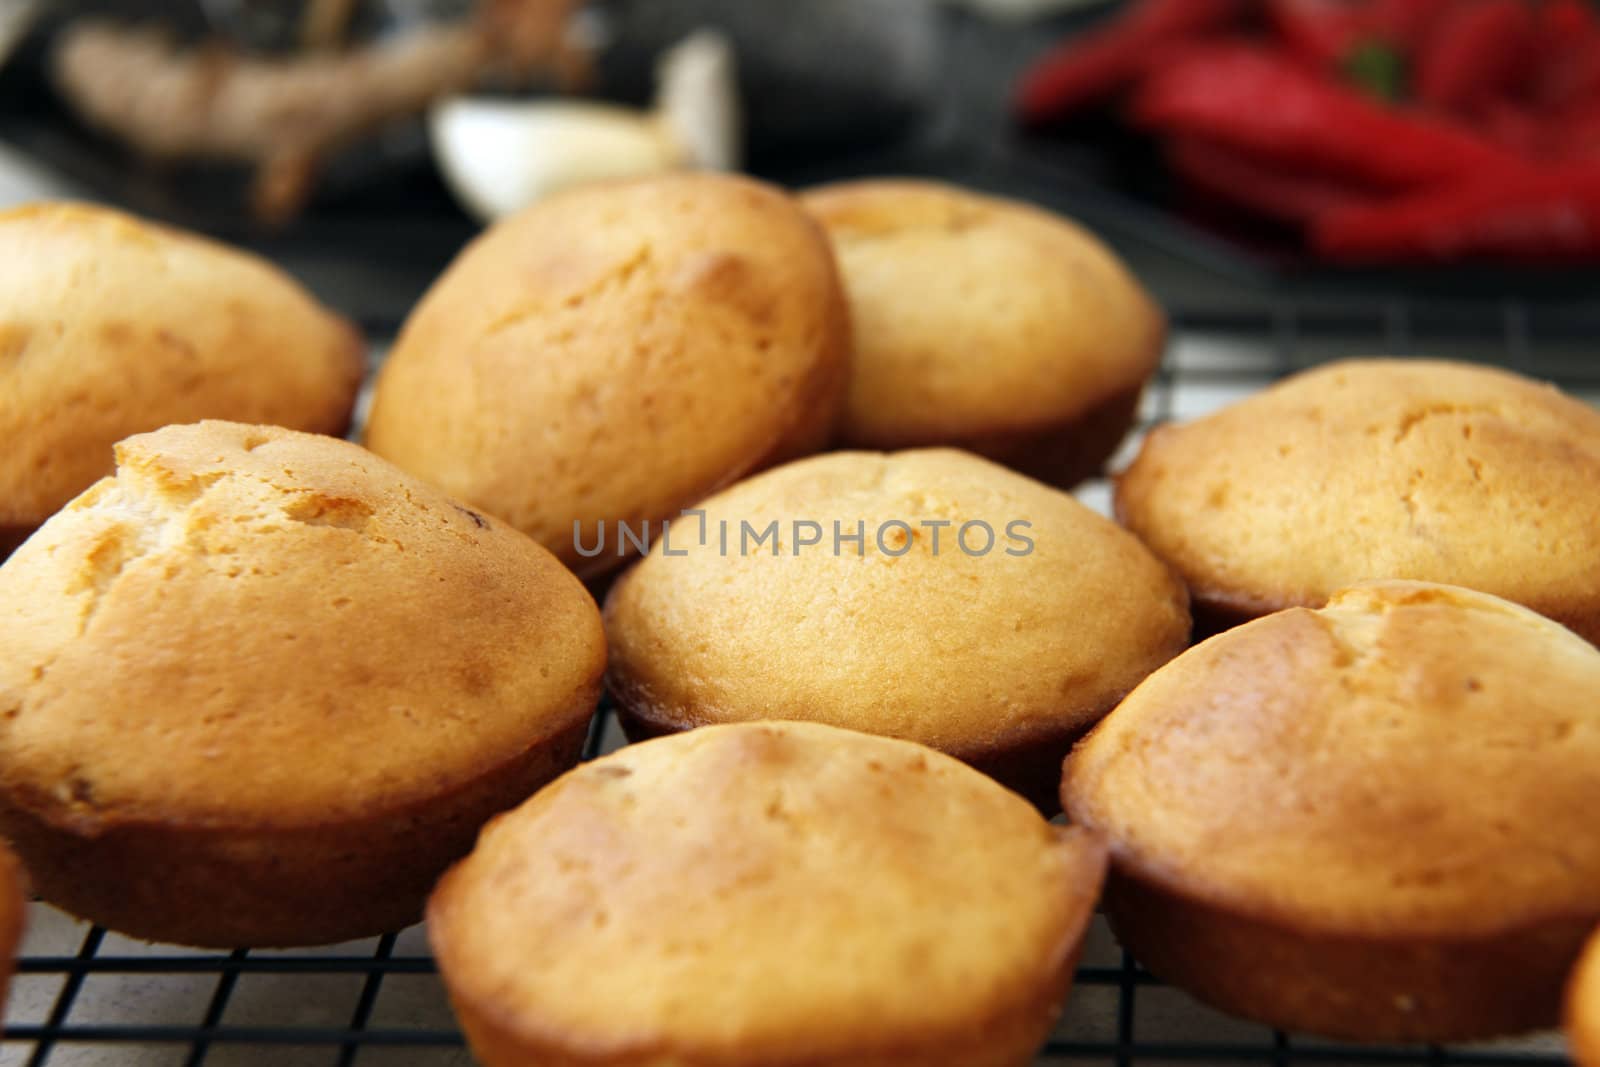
[2,0,1597,325]
[50,0,590,221]
[943,0,1116,22]
[1016,0,1600,264]
[590,0,938,158]
[0,0,954,321]
[0,1,44,67]
[26,0,939,225]
[429,28,739,221]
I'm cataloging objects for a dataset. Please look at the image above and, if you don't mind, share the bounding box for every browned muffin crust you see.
[1066,581,1600,1042]
[603,449,1189,812]
[803,179,1164,488]
[1104,869,1595,1044]
[610,675,1104,817]
[959,384,1146,491]
[0,527,28,562]
[0,421,606,946]
[430,721,1108,1067]
[2,716,589,948]
[1115,358,1600,643]
[0,840,24,1014]
[1572,928,1600,1067]
[366,172,851,578]
[0,203,362,551]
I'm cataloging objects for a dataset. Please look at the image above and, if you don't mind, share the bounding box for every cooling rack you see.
[2,294,1595,1066]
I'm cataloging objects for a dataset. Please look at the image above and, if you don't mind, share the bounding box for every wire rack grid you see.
[2,294,1595,1066]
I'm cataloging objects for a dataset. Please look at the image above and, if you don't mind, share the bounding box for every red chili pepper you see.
[1540,0,1598,41]
[1164,136,1384,226]
[1014,0,1249,125]
[1267,0,1452,68]
[1552,102,1600,162]
[1414,0,1537,115]
[1479,100,1554,159]
[1542,0,1600,105]
[1477,99,1600,163]
[1130,46,1527,190]
[1312,165,1600,262]
[1535,30,1600,112]
[1267,0,1370,68]
[1367,0,1458,50]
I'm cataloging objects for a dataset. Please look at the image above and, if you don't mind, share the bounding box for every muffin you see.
[604,448,1189,809]
[1065,580,1600,1042]
[1116,358,1600,641]
[365,172,850,579]
[0,203,362,556]
[0,841,23,1013]
[0,421,606,947]
[430,720,1108,1067]
[802,179,1164,487]
[1571,928,1600,1067]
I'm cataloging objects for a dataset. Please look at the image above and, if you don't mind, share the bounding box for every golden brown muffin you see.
[0,421,605,947]
[1065,580,1600,1042]
[0,840,24,1014]
[1116,358,1600,641]
[365,173,850,579]
[802,179,1164,487]
[1570,927,1600,1067]
[430,720,1108,1067]
[604,448,1189,810]
[0,203,363,555]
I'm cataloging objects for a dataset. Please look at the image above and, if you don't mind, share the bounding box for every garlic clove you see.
[653,29,740,173]
[428,29,741,223]
[428,97,678,223]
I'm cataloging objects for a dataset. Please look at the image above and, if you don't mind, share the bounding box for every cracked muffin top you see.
[1066,581,1600,937]
[0,203,362,540]
[429,720,1107,1066]
[364,173,850,578]
[0,421,605,830]
[1115,358,1600,641]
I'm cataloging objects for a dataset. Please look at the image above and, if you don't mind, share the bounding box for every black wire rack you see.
[3,295,1595,1066]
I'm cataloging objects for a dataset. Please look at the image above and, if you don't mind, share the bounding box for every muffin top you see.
[802,179,1163,447]
[429,720,1106,1062]
[605,449,1189,756]
[365,173,849,576]
[0,203,362,530]
[0,421,605,832]
[1066,581,1600,938]
[1571,928,1600,1067]
[1115,359,1600,637]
